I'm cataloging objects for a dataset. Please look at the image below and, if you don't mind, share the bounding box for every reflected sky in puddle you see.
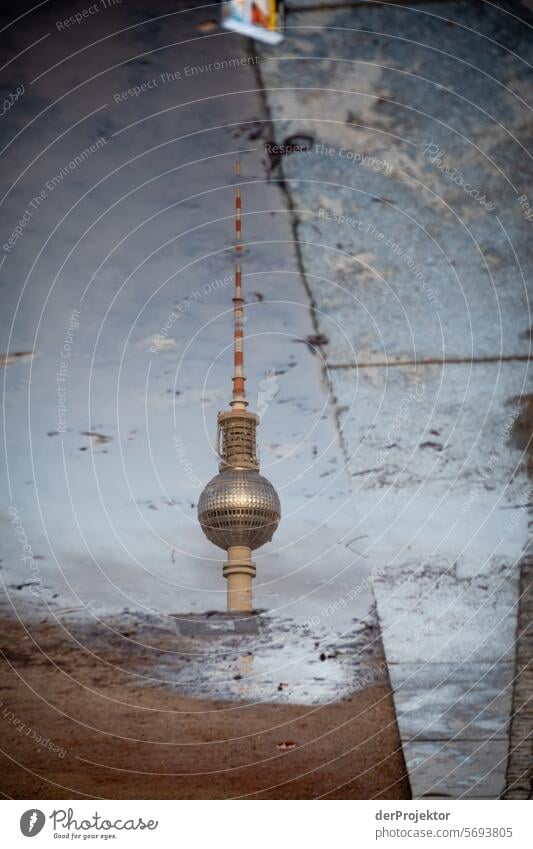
[150,615,385,705]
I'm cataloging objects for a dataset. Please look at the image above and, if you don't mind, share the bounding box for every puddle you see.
[149,614,385,705]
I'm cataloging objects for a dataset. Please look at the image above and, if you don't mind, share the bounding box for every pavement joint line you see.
[406,737,511,742]
[251,47,323,344]
[328,355,532,368]
[503,555,533,798]
[251,41,351,463]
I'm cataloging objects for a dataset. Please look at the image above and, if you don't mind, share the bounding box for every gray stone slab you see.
[256,0,533,799]
[331,361,529,494]
[389,662,514,740]
[373,558,519,665]
[259,3,533,361]
[404,739,509,799]
[502,553,533,799]
[330,359,527,667]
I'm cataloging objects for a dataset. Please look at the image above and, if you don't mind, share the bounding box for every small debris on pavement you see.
[197,19,217,32]
[80,431,113,444]
[292,334,329,354]
[0,351,35,366]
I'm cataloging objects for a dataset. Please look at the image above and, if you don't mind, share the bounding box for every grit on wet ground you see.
[0,611,409,799]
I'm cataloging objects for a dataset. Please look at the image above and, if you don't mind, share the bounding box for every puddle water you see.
[149,614,385,705]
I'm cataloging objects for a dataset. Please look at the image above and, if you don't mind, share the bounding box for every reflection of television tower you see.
[198,161,280,613]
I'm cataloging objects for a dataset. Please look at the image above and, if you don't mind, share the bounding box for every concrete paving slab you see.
[331,360,529,493]
[404,739,509,799]
[258,2,533,362]
[503,549,533,798]
[389,662,514,740]
[258,0,532,796]
[373,558,518,665]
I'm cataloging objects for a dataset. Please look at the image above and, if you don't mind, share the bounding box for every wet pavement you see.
[157,612,386,705]
[1,0,531,800]
[257,0,532,797]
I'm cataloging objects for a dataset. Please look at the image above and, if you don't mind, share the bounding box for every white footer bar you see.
[4,799,530,848]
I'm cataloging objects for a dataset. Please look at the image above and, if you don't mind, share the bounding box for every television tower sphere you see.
[198,468,280,552]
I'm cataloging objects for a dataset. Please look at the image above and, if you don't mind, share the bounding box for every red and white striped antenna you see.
[230,159,248,410]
